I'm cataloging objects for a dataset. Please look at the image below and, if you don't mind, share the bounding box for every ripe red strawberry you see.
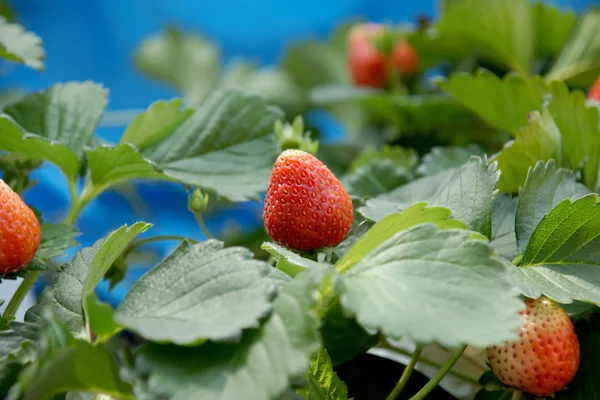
[588,75,600,102]
[487,297,580,397]
[263,149,353,251]
[392,40,419,77]
[0,179,41,274]
[347,23,388,88]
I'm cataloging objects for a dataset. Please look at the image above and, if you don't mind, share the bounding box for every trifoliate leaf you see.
[138,268,325,400]
[493,110,562,193]
[509,195,600,305]
[515,160,588,254]
[341,224,524,348]
[33,223,80,261]
[115,240,277,345]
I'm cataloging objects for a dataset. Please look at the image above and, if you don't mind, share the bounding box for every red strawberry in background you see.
[347,23,388,88]
[0,179,41,274]
[263,149,353,251]
[347,23,420,88]
[588,75,600,102]
[487,297,580,397]
[392,39,419,77]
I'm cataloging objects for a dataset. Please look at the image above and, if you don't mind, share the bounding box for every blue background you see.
[0,0,596,306]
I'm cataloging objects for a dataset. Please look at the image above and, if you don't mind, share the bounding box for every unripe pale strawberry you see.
[0,179,41,274]
[263,149,353,251]
[487,297,580,397]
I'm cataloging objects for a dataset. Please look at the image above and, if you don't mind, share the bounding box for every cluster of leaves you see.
[0,0,600,399]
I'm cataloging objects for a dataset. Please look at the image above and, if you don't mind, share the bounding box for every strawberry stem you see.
[408,345,467,400]
[192,210,213,239]
[2,271,39,319]
[385,344,424,400]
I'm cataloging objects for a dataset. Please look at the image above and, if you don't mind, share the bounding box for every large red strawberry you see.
[263,149,353,251]
[487,297,580,397]
[0,179,41,274]
[588,75,600,102]
[347,23,388,88]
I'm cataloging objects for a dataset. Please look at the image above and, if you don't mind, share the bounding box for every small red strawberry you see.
[487,297,580,397]
[392,39,419,77]
[347,23,388,88]
[0,179,41,274]
[263,149,353,251]
[588,75,600,102]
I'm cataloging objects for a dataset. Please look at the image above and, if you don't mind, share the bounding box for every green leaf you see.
[0,323,38,358]
[337,202,466,274]
[115,240,276,345]
[358,170,454,222]
[515,160,588,254]
[437,70,547,134]
[493,110,562,193]
[431,157,499,238]
[221,62,307,114]
[33,223,80,261]
[134,27,219,105]
[86,144,166,193]
[281,42,347,91]
[25,223,150,334]
[320,302,380,366]
[546,8,600,87]
[137,90,284,201]
[0,16,44,70]
[120,98,194,149]
[546,81,600,189]
[306,347,348,400]
[342,146,417,198]
[510,195,600,305]
[262,242,324,277]
[21,340,133,400]
[557,314,600,400]
[139,268,324,400]
[341,224,524,348]
[84,294,121,344]
[5,81,108,161]
[490,196,518,260]
[437,0,534,74]
[0,114,79,183]
[416,145,483,177]
[532,2,577,60]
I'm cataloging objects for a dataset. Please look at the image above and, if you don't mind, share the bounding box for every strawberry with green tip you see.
[263,149,353,251]
[487,297,580,397]
[0,179,41,274]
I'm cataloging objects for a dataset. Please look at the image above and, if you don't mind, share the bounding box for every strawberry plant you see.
[1,0,600,399]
